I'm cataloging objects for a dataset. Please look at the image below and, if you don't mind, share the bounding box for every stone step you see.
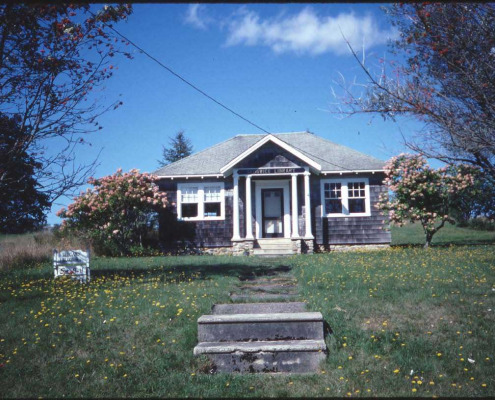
[252,249,294,255]
[239,276,296,283]
[236,286,297,295]
[230,293,299,302]
[193,339,327,373]
[212,302,307,315]
[237,283,297,290]
[256,239,292,244]
[198,312,324,342]
[256,243,293,250]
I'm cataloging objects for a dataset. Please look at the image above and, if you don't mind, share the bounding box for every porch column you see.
[245,175,254,239]
[291,174,299,237]
[232,172,240,240]
[304,171,314,238]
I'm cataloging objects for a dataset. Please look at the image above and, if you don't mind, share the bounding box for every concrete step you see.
[252,249,294,255]
[256,243,293,250]
[193,339,327,373]
[197,312,324,342]
[212,302,307,315]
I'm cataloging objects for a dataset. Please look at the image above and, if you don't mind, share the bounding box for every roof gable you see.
[219,134,321,175]
[153,132,385,178]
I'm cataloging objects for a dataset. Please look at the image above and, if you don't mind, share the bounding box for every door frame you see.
[254,179,290,239]
[261,188,284,238]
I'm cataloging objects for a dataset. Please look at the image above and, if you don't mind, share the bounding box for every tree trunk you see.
[424,232,433,249]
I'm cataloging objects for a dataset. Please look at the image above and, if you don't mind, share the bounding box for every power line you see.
[90,10,271,135]
[90,10,359,173]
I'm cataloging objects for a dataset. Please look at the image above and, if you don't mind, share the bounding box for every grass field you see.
[391,222,495,246]
[0,225,494,397]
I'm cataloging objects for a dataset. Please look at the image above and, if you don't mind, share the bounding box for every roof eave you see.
[321,169,385,175]
[154,173,223,180]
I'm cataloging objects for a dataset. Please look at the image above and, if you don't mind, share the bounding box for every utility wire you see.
[90,10,362,173]
[90,10,271,135]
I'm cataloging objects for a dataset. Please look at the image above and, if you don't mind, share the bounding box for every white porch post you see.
[232,172,240,240]
[245,175,254,239]
[291,174,299,237]
[304,171,313,238]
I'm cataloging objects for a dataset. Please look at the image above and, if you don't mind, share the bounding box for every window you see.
[181,187,198,218]
[348,182,366,214]
[177,183,225,220]
[321,178,370,217]
[324,182,342,214]
[204,186,222,217]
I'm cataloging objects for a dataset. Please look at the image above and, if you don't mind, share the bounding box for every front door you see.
[261,188,284,238]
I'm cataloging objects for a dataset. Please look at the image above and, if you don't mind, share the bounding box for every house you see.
[153,131,391,255]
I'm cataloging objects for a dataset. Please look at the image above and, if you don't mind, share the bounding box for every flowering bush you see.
[57,169,168,256]
[379,154,476,247]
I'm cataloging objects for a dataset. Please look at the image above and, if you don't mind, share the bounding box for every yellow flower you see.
[393,369,400,374]
[412,388,417,392]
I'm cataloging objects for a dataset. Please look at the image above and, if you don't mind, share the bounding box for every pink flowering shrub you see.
[57,168,168,256]
[378,154,476,248]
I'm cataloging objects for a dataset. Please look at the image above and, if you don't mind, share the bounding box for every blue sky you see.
[47,3,423,224]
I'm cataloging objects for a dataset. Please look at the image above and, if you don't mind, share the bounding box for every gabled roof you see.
[153,131,385,177]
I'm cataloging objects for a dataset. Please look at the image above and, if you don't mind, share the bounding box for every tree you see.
[334,3,495,182]
[0,4,132,207]
[57,169,168,256]
[158,130,193,166]
[378,154,476,248]
[0,113,49,233]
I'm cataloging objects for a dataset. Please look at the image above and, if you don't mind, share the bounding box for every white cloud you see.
[184,4,212,30]
[225,7,398,56]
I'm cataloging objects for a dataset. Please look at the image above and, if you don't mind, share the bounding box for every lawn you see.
[0,227,494,397]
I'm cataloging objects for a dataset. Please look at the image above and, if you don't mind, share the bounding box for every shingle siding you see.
[158,177,237,248]
[314,174,391,246]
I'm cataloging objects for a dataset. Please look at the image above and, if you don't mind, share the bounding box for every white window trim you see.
[177,182,225,221]
[320,177,371,217]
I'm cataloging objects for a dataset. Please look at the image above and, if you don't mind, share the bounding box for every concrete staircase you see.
[253,238,293,256]
[193,302,327,373]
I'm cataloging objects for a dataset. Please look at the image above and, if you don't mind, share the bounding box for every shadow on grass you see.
[90,261,292,282]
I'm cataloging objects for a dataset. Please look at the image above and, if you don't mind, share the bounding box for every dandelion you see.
[393,369,400,374]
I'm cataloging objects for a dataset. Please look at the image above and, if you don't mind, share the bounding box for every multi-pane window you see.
[348,182,366,214]
[321,179,370,216]
[203,186,222,217]
[324,182,342,214]
[178,183,225,220]
[181,187,199,218]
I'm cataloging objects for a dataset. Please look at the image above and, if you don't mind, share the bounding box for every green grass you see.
[0,226,494,397]
[391,222,495,246]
